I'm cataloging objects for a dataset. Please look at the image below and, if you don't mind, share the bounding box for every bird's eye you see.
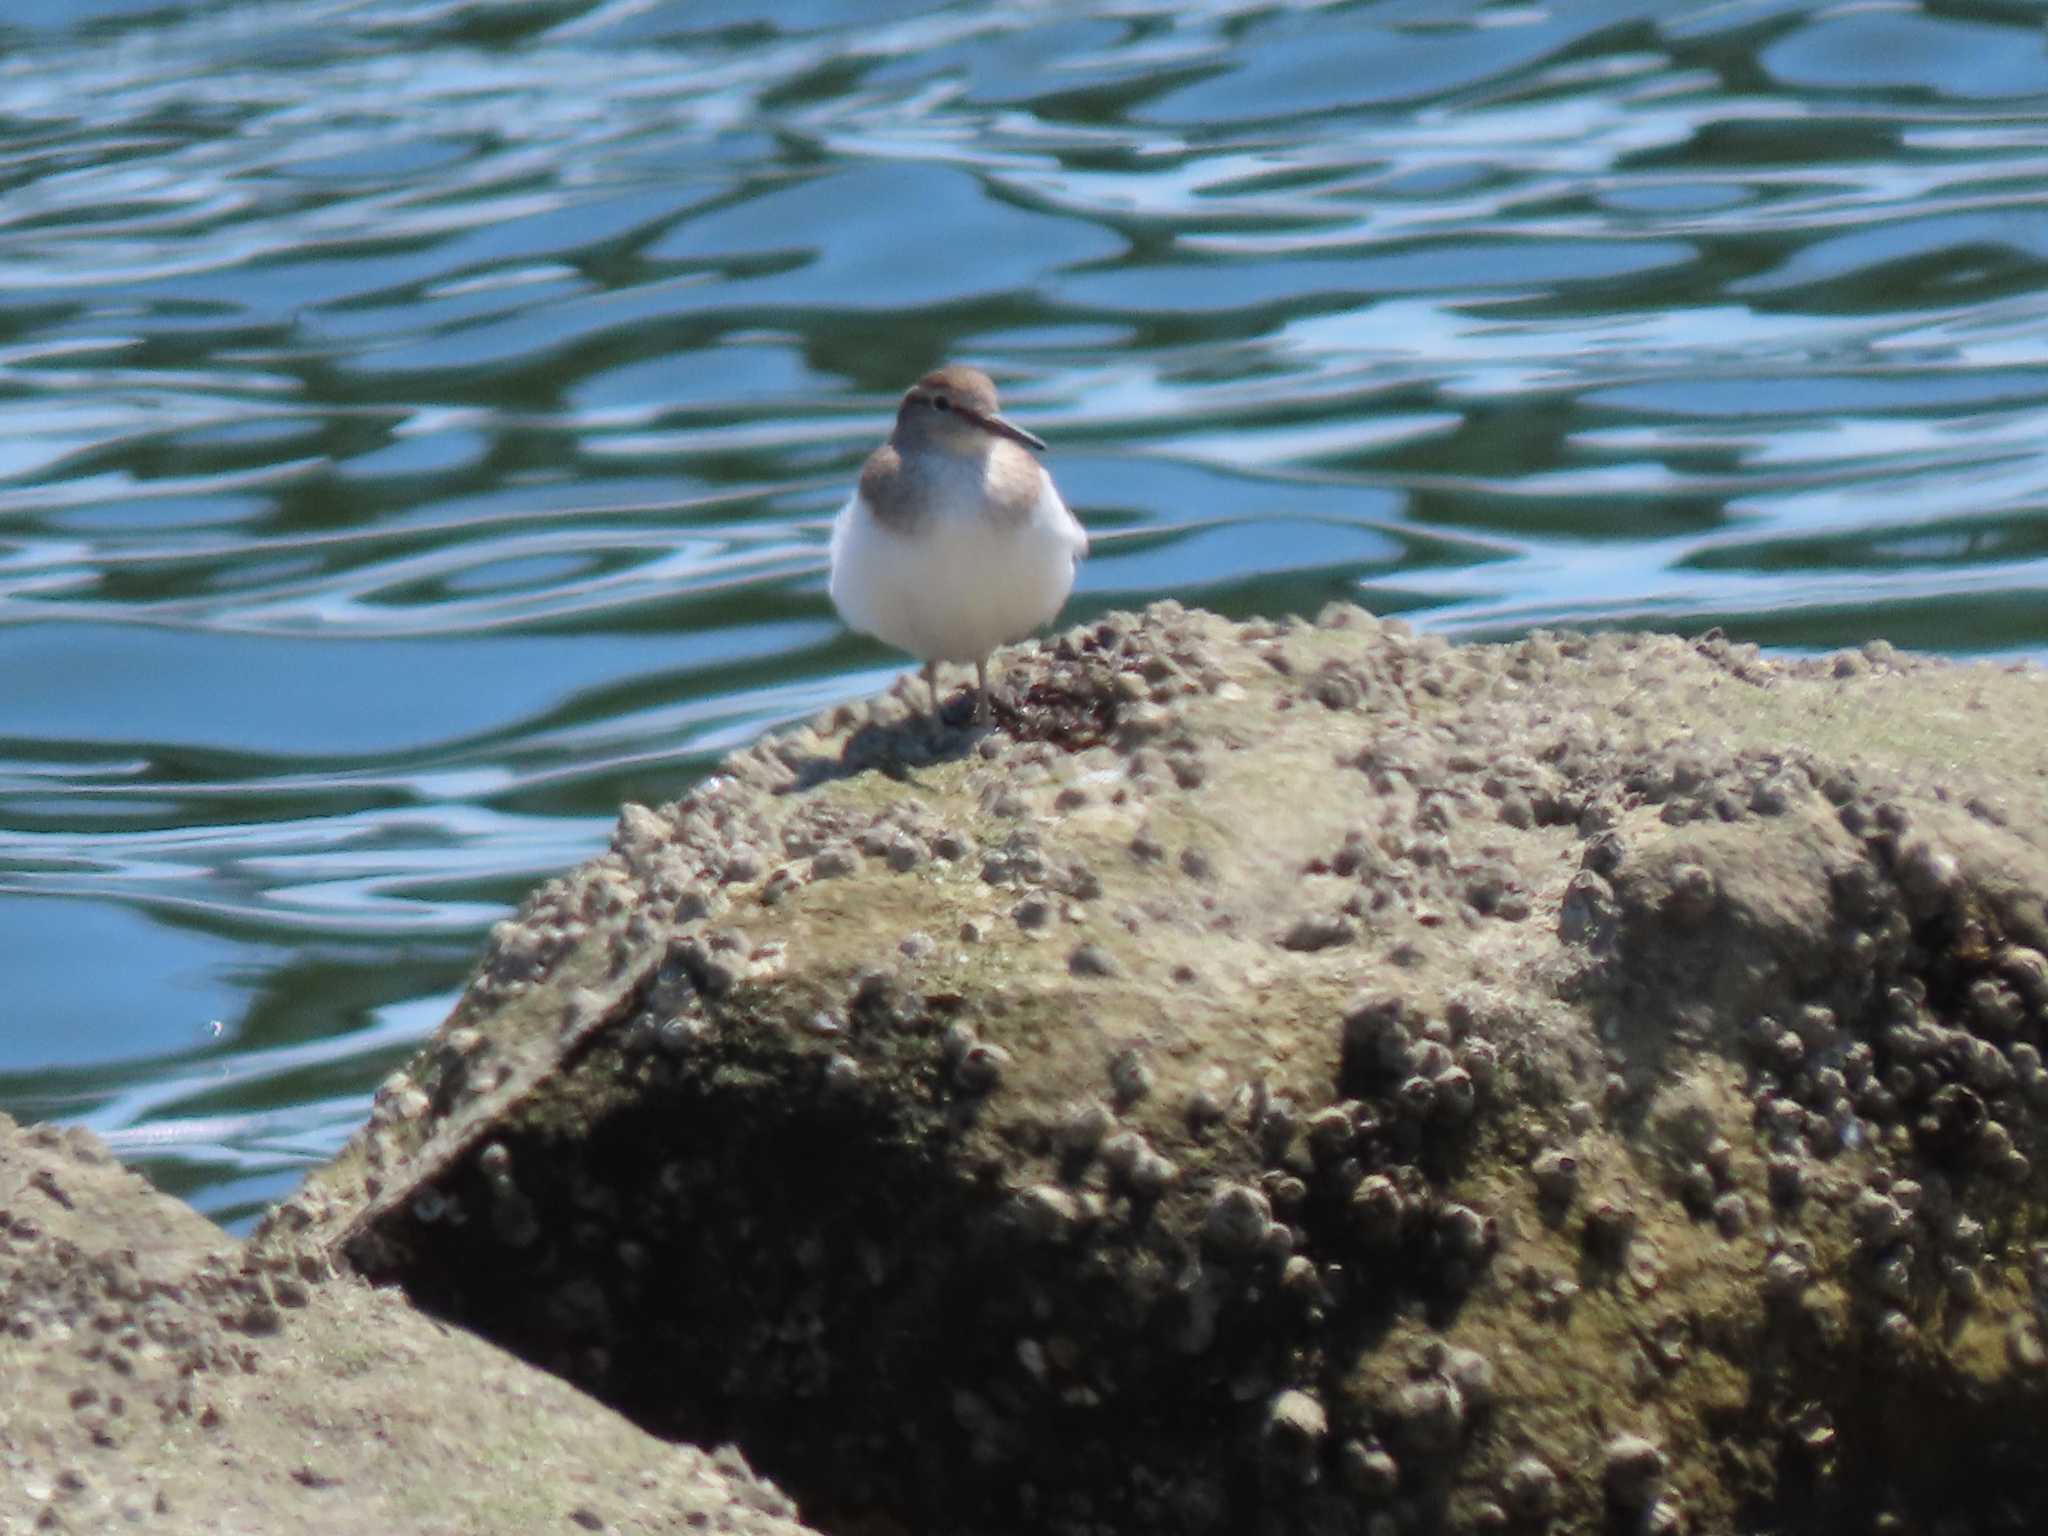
[933,394,951,412]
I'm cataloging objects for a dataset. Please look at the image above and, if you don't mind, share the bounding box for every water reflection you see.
[1,0,2045,1225]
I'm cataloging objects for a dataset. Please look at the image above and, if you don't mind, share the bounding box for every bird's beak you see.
[963,405,1047,453]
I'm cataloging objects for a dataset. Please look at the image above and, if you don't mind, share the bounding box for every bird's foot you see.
[974,658,997,726]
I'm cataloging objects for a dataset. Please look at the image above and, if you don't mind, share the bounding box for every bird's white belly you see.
[829,482,1085,664]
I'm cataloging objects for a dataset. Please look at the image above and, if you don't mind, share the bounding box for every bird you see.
[829,365,1087,723]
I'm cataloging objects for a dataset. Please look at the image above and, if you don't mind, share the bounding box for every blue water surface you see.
[1,0,2045,1227]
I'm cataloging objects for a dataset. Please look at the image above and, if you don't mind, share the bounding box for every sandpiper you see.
[829,365,1088,722]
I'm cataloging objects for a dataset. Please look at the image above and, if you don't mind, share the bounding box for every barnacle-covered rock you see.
[252,606,2048,1536]
[0,1113,813,1536]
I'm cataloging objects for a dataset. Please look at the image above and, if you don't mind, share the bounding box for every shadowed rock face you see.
[256,604,2048,1536]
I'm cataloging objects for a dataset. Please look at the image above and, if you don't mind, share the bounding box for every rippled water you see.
[3,0,2046,1227]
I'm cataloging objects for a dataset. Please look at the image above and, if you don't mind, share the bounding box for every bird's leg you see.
[923,659,942,717]
[974,657,992,724]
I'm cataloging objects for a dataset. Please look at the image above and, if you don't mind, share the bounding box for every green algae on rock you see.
[255,604,2048,1535]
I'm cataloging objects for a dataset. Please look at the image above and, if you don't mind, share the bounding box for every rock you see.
[0,1113,812,1536]
[245,606,2048,1536]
